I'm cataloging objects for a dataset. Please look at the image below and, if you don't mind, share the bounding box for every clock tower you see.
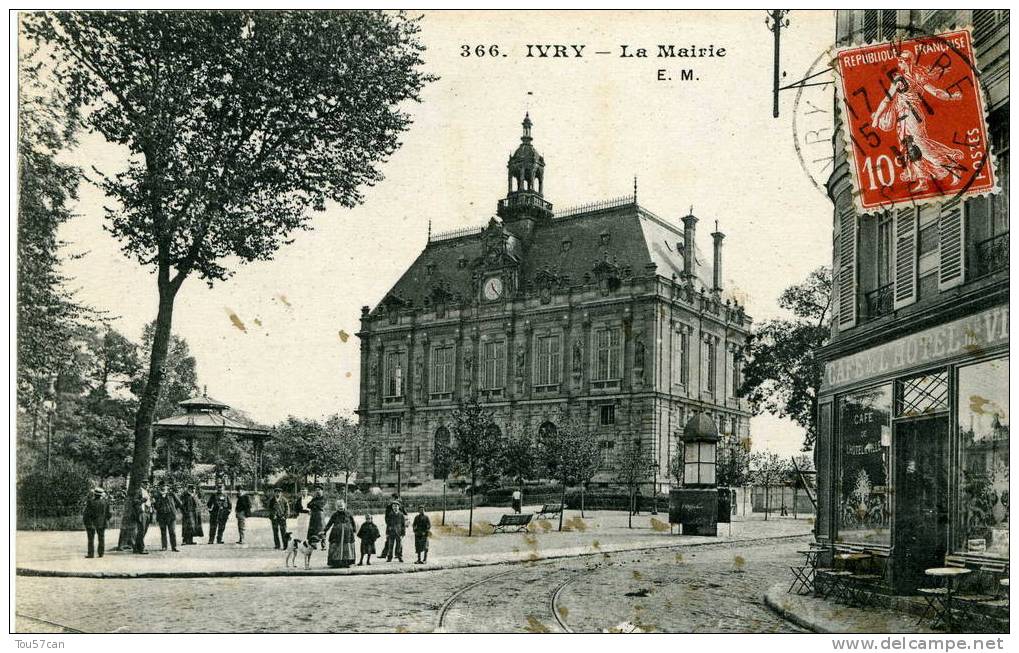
[496,113,553,243]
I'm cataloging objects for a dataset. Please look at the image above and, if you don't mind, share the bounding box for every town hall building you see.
[356,115,753,491]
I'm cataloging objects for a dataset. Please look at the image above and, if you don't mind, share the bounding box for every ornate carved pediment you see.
[591,256,623,294]
[473,218,519,270]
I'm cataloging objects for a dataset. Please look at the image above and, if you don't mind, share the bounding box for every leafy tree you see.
[433,432,455,526]
[320,415,371,502]
[739,266,831,450]
[499,423,537,499]
[57,410,134,485]
[750,451,791,521]
[717,437,753,489]
[23,10,436,503]
[16,49,89,443]
[617,438,654,529]
[450,398,503,536]
[264,416,322,494]
[88,328,142,399]
[536,412,598,531]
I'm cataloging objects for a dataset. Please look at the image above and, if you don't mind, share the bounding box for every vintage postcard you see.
[11,7,1011,643]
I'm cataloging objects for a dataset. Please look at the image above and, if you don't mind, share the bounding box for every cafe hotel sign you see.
[823,306,1008,393]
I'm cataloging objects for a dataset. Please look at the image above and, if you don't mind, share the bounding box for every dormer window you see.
[561,239,572,252]
[457,256,468,269]
[426,263,436,276]
[600,232,611,245]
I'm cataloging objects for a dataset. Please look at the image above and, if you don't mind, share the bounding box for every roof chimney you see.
[711,221,724,293]
[681,212,698,281]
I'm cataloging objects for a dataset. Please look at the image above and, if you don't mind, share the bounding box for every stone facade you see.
[356,115,753,490]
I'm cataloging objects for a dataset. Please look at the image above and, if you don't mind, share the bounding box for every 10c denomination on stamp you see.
[835,28,997,213]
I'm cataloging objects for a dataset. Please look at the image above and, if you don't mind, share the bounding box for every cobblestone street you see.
[15,535,809,633]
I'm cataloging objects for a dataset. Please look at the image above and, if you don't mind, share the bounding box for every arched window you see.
[433,427,452,480]
[538,421,557,440]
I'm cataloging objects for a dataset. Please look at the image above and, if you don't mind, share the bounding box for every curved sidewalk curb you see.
[17,533,810,580]
[763,581,827,633]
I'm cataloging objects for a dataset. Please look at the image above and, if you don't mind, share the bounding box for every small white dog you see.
[285,536,319,569]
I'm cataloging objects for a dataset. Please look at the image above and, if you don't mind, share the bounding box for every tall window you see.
[385,351,403,397]
[877,213,893,288]
[702,338,716,395]
[534,334,561,386]
[917,206,940,298]
[482,340,506,390]
[594,326,622,380]
[389,415,402,435]
[680,331,690,386]
[598,440,615,468]
[730,351,741,398]
[430,345,454,395]
[958,357,1009,558]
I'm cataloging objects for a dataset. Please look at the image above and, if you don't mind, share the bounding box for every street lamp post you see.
[395,446,404,498]
[650,458,659,515]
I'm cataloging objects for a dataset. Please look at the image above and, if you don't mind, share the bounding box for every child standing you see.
[412,505,431,564]
[357,514,381,566]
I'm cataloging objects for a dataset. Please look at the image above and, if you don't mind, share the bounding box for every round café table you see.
[924,567,972,631]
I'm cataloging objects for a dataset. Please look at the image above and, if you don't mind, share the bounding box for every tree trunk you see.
[628,485,634,529]
[764,484,770,521]
[467,469,475,537]
[581,483,586,519]
[344,471,350,504]
[121,284,177,549]
[441,478,447,526]
[558,482,566,532]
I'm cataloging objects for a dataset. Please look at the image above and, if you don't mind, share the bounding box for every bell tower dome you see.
[497,113,553,235]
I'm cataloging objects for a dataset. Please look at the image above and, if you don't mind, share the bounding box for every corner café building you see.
[816,304,1008,592]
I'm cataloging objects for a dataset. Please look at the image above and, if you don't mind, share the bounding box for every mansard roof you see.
[372,197,722,315]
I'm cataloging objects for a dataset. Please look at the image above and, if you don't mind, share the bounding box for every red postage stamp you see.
[835,28,997,213]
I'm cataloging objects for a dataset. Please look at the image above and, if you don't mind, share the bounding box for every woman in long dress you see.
[180,486,203,545]
[324,502,357,568]
[307,487,327,550]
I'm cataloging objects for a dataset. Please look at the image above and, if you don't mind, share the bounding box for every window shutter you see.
[893,206,918,309]
[837,205,857,329]
[938,198,965,290]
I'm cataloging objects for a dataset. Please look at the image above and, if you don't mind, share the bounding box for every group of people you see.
[81,482,433,568]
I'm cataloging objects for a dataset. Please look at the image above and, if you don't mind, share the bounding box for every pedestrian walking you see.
[511,488,522,514]
[154,483,181,552]
[235,488,252,544]
[179,485,203,545]
[356,514,380,566]
[131,481,153,554]
[82,487,112,558]
[383,499,407,562]
[268,487,290,549]
[412,505,431,564]
[206,485,232,544]
[307,486,327,549]
[323,501,357,568]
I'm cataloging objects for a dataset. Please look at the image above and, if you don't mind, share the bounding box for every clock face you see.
[483,276,504,301]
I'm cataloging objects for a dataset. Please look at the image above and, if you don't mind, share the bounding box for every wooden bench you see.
[535,504,563,519]
[491,513,533,534]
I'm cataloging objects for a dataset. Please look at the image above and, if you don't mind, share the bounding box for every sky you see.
[51,10,837,457]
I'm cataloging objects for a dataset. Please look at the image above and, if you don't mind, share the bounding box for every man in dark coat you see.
[383,499,407,562]
[412,505,431,564]
[235,488,252,544]
[179,485,203,545]
[267,487,290,549]
[82,487,112,558]
[206,485,232,544]
[154,483,181,552]
[132,480,153,554]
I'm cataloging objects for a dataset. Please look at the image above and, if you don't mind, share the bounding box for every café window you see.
[958,357,1009,558]
[838,384,892,545]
